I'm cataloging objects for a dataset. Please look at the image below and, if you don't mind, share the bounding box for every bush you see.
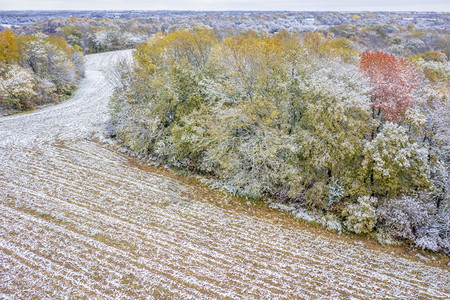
[342,196,378,234]
[377,196,435,241]
[415,206,450,253]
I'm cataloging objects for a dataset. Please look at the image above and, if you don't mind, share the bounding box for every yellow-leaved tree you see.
[0,29,19,65]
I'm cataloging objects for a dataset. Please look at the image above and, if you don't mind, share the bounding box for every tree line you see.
[0,29,84,113]
[110,27,449,253]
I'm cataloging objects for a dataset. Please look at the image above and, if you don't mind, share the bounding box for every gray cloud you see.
[1,0,449,11]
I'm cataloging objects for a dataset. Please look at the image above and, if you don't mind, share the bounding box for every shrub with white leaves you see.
[377,196,435,241]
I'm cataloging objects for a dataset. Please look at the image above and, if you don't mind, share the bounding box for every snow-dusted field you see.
[0,50,448,299]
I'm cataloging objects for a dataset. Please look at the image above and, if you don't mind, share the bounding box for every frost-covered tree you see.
[302,32,359,63]
[111,27,218,157]
[0,64,36,110]
[295,59,373,206]
[363,122,430,197]
[0,31,84,112]
[19,37,78,93]
[422,87,450,210]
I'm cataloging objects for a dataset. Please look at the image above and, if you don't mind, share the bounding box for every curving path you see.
[0,50,449,299]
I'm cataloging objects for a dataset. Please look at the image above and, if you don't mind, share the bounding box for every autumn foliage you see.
[0,30,84,112]
[360,50,418,122]
[0,29,19,64]
[110,28,450,252]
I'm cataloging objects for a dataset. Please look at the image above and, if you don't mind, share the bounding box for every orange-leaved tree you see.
[360,50,418,122]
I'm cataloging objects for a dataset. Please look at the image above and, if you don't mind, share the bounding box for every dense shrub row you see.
[110,28,449,252]
[0,29,84,113]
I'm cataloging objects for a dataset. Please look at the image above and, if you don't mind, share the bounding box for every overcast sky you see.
[1,0,449,11]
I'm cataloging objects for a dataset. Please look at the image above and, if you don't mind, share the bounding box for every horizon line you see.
[1,9,449,13]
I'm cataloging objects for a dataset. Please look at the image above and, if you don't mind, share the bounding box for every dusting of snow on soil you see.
[0,50,449,299]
